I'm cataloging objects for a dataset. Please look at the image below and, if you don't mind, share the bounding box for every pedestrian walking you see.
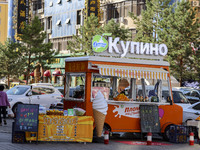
[0,85,10,126]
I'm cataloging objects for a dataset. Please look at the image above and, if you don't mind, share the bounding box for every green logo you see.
[92,35,108,53]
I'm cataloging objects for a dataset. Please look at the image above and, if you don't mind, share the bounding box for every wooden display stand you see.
[26,115,94,143]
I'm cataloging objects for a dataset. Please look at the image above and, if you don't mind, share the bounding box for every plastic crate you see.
[12,122,25,143]
[169,125,187,143]
[12,131,25,143]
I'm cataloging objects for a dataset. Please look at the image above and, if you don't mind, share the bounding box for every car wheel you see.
[163,125,173,141]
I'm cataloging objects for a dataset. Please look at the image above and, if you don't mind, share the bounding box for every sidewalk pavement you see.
[0,119,200,150]
[0,118,13,134]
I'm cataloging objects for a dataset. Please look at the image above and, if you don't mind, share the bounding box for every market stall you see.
[26,115,93,142]
[64,35,183,141]
[12,104,93,143]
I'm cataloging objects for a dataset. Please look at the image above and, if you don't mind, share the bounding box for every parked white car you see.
[31,83,53,86]
[6,85,63,115]
[182,102,200,122]
[184,89,200,104]
[137,85,191,108]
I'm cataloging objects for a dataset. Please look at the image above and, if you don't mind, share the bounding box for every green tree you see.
[129,0,172,43]
[67,16,131,56]
[67,15,103,56]
[191,43,200,83]
[18,16,57,84]
[130,0,200,85]
[0,39,24,86]
[103,19,131,41]
[160,1,200,85]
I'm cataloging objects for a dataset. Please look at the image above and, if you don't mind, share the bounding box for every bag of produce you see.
[74,108,86,116]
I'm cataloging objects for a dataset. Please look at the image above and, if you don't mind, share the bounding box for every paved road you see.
[0,119,200,150]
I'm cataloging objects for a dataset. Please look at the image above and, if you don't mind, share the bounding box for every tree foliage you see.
[0,39,24,86]
[67,15,103,56]
[67,15,131,56]
[103,19,131,41]
[130,0,200,85]
[129,0,172,43]
[18,16,58,83]
[161,1,200,84]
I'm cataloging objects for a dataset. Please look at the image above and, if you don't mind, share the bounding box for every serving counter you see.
[26,115,94,142]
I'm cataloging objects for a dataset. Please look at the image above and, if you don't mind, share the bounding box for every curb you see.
[0,130,11,133]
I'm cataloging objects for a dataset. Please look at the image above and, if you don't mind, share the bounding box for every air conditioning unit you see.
[56,20,61,26]
[75,24,81,29]
[192,1,199,7]
[65,18,70,24]
[47,29,52,34]
[57,0,61,4]
[113,18,118,23]
[37,8,44,14]
[49,1,53,7]
[120,17,124,23]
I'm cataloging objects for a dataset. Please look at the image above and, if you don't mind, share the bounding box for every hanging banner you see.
[17,0,29,35]
[85,0,100,20]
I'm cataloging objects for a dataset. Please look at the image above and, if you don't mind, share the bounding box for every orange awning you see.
[44,70,51,77]
[52,70,61,76]
[30,72,34,77]
[97,65,168,80]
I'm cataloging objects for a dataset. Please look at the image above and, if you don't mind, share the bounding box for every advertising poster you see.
[85,0,100,20]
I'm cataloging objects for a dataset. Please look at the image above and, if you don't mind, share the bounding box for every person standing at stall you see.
[0,85,10,126]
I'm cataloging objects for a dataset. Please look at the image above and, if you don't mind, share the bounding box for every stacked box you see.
[12,132,25,143]
[169,125,187,143]
[12,122,25,143]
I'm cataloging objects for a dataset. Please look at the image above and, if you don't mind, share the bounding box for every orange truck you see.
[64,35,183,141]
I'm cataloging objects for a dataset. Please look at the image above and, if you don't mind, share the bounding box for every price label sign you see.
[15,104,39,132]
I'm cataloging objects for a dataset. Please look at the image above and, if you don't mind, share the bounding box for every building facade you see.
[28,0,146,85]
[0,0,8,44]
[14,0,200,85]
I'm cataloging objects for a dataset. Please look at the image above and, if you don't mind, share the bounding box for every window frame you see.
[65,73,86,102]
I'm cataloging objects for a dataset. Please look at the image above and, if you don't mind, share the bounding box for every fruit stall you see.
[12,104,93,143]
[63,35,183,141]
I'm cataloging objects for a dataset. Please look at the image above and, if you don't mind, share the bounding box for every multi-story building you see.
[0,0,8,44]
[28,0,146,85]
[30,0,85,84]
[99,0,145,39]
[14,0,200,85]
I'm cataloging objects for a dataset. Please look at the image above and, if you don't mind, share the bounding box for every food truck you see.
[63,35,183,141]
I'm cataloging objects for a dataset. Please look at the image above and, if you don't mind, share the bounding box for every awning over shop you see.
[30,72,34,77]
[44,70,51,77]
[97,65,168,80]
[52,70,61,76]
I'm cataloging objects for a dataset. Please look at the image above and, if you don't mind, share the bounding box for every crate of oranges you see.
[113,93,129,101]
[46,109,63,116]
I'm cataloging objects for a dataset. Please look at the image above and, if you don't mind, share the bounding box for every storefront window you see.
[65,73,85,101]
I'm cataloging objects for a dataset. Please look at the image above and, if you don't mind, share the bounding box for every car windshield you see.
[162,90,189,103]
[6,86,29,95]
[173,91,189,103]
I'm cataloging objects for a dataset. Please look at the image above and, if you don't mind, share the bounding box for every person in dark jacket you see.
[0,85,10,126]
